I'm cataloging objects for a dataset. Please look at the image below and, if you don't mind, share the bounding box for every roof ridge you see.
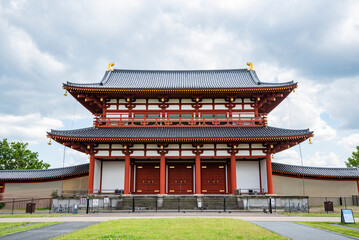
[272,162,355,170]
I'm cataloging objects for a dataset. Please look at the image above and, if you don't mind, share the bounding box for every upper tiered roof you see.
[64,69,296,90]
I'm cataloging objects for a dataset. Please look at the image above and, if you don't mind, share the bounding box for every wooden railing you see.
[94,115,267,127]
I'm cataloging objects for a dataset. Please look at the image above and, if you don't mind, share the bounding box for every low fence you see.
[51,196,308,214]
[0,198,52,214]
[2,196,359,215]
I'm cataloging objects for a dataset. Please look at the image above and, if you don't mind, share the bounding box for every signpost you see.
[341,209,355,224]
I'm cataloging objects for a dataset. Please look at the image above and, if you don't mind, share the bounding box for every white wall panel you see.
[101,161,125,193]
[252,150,265,156]
[148,105,161,110]
[131,151,144,156]
[111,151,125,157]
[95,144,110,150]
[214,104,227,110]
[167,105,180,110]
[182,151,195,156]
[166,151,180,156]
[236,150,250,156]
[147,151,160,156]
[93,159,101,192]
[260,159,267,192]
[236,161,260,192]
[217,150,230,156]
[132,144,145,149]
[181,105,193,110]
[95,150,109,157]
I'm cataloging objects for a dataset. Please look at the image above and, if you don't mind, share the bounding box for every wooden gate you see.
[135,163,160,194]
[201,163,226,194]
[167,164,193,194]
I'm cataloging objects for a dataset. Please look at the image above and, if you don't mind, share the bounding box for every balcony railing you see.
[94,115,267,127]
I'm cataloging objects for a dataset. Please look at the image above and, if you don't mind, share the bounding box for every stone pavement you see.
[252,221,354,240]
[0,222,98,240]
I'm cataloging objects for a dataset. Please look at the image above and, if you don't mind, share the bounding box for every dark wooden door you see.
[135,163,160,194]
[201,163,226,194]
[168,164,193,194]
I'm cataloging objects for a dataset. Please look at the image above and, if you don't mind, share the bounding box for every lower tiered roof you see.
[1,163,358,181]
[48,126,312,143]
[0,164,89,182]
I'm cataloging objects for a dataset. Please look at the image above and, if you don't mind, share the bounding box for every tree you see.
[345,146,359,168]
[0,139,50,170]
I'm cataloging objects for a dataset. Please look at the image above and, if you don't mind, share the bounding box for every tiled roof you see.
[64,69,296,89]
[272,162,359,179]
[0,164,89,181]
[2,162,357,182]
[49,126,311,139]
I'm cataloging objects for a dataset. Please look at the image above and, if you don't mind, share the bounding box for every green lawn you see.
[0,222,59,236]
[299,222,359,238]
[0,213,71,218]
[283,212,341,217]
[55,218,288,240]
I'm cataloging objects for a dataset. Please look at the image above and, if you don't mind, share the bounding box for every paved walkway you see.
[0,222,98,240]
[252,221,354,240]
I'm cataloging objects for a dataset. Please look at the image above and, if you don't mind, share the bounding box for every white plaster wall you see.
[101,161,125,193]
[95,150,109,157]
[93,159,101,192]
[260,159,267,192]
[236,161,260,192]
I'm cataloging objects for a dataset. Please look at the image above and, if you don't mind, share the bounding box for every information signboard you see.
[341,209,355,224]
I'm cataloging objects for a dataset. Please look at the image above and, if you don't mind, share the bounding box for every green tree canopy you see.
[345,146,359,168]
[0,139,50,170]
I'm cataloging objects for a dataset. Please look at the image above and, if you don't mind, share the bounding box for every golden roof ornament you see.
[108,63,115,71]
[247,62,254,71]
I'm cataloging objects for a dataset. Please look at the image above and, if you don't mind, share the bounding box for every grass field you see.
[0,222,59,236]
[55,218,288,240]
[283,212,342,217]
[299,222,359,238]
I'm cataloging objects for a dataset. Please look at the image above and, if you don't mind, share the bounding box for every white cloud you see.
[0,114,63,143]
[274,148,343,167]
[306,152,343,167]
[339,133,359,152]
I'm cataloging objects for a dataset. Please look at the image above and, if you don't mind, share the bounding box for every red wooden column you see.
[266,150,274,194]
[124,154,130,194]
[158,145,168,195]
[160,154,166,194]
[122,145,133,195]
[193,145,203,194]
[227,144,238,194]
[88,154,95,194]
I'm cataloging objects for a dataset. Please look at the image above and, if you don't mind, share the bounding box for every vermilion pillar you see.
[88,154,95,194]
[230,153,237,194]
[124,154,130,194]
[266,152,273,194]
[195,154,201,194]
[160,154,166,194]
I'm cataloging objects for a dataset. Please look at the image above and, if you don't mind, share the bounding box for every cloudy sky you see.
[0,0,358,168]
